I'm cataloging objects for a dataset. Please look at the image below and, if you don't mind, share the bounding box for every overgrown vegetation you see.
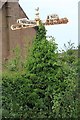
[2,23,79,119]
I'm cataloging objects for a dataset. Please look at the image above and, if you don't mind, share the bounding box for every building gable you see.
[0,0,36,62]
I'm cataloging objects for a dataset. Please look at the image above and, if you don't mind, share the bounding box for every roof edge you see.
[19,4,29,20]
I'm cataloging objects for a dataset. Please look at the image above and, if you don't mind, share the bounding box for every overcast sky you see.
[19,0,79,50]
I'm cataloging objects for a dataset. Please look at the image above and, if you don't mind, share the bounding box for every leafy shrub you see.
[2,23,79,119]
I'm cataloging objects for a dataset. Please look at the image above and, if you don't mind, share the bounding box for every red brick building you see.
[0,0,36,62]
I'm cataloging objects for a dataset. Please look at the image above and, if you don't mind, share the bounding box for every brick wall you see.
[0,1,36,62]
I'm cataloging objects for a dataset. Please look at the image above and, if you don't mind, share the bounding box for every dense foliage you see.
[2,23,79,119]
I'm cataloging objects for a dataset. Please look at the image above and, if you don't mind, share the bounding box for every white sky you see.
[19,0,79,50]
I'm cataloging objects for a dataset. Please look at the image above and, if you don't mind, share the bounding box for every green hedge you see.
[2,67,79,119]
[2,24,79,119]
[2,71,33,119]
